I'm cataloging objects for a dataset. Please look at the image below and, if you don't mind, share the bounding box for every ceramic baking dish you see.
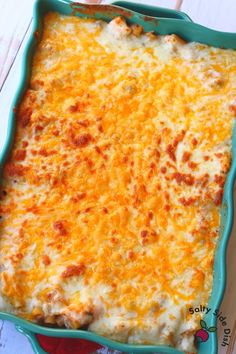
[0,1,236,353]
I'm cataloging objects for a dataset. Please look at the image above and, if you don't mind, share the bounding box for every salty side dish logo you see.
[189,306,232,347]
[195,320,217,343]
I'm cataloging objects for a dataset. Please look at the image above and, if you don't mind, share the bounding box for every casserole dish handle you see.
[111,1,192,22]
[16,326,47,354]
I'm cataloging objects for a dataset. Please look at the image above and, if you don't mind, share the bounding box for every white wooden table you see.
[0,1,236,353]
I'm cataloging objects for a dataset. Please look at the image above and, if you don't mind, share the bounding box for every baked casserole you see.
[0,13,236,353]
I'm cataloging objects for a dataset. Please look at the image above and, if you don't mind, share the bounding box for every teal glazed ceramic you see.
[0,1,236,353]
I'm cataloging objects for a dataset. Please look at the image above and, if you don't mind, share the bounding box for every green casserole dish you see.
[0,1,236,353]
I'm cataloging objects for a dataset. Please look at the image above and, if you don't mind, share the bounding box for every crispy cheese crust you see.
[0,14,236,353]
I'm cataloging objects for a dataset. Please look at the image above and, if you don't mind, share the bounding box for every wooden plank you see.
[0,0,35,90]
[0,20,32,154]
[218,217,236,354]
[0,320,33,354]
[182,0,236,32]
[84,0,177,7]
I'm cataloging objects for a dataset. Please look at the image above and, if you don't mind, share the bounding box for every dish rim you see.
[0,1,236,354]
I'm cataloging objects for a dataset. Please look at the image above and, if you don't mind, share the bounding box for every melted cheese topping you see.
[1,14,236,353]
